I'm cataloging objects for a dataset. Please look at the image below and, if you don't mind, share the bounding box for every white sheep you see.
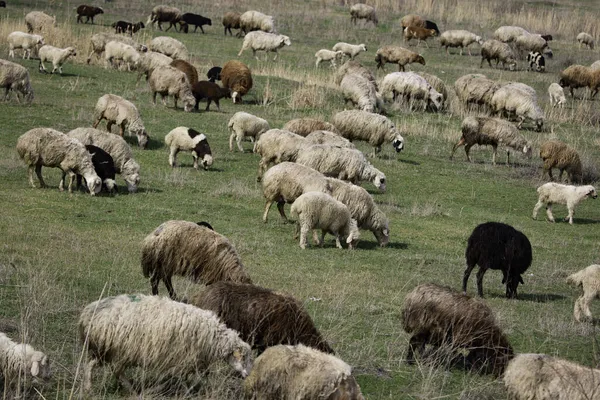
[340,73,381,113]
[149,36,189,60]
[0,332,51,396]
[7,31,44,59]
[532,182,597,224]
[379,71,443,111]
[104,41,140,71]
[515,33,550,55]
[592,60,600,71]
[164,126,213,170]
[0,58,34,103]
[480,39,517,70]
[16,128,102,195]
[282,118,339,137]
[454,73,499,109]
[87,32,145,65]
[315,49,345,68]
[93,93,149,148]
[255,129,307,178]
[439,30,483,56]
[305,130,355,149]
[375,45,426,72]
[24,11,55,33]
[490,84,544,131]
[228,111,270,152]
[548,82,567,107]
[79,294,253,393]
[239,10,275,35]
[567,264,600,322]
[493,25,529,43]
[38,45,76,74]
[238,31,291,61]
[350,3,377,26]
[332,42,367,60]
[577,32,595,50]
[290,191,360,249]
[135,51,172,81]
[148,65,196,112]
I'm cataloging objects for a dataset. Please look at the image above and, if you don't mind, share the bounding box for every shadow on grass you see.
[484,292,567,302]
[356,241,408,250]
[398,158,420,166]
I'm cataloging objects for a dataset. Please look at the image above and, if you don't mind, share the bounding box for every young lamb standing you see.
[548,83,566,107]
[567,264,600,322]
[93,93,149,148]
[315,49,345,68]
[403,26,438,48]
[228,111,270,152]
[532,183,597,224]
[0,332,51,397]
[332,42,368,60]
[38,45,77,74]
[238,31,291,61]
[104,41,140,71]
[191,80,231,111]
[7,31,44,59]
[164,126,213,170]
[577,32,595,50]
[0,58,34,103]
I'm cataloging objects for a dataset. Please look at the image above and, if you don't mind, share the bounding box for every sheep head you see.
[476,36,484,45]
[227,344,253,378]
[30,351,52,382]
[392,134,405,152]
[85,174,102,196]
[373,224,390,247]
[415,54,426,66]
[360,44,367,52]
[345,219,361,249]
[280,35,291,46]
[504,273,524,299]
[585,186,598,199]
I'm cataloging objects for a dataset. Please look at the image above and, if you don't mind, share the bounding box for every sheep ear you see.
[346,235,353,244]
[523,146,527,153]
[31,361,40,377]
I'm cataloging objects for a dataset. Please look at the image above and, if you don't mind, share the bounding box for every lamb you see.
[148,65,196,112]
[577,32,595,50]
[16,128,102,195]
[402,283,514,374]
[238,31,291,61]
[539,140,582,183]
[463,222,532,298]
[548,83,566,107]
[379,71,443,111]
[164,126,213,170]
[533,182,597,225]
[79,294,253,393]
[490,84,544,131]
[567,265,600,322]
[340,73,380,113]
[0,58,34,103]
[76,144,117,193]
[261,162,332,222]
[331,110,404,156]
[170,59,198,85]
[93,93,149,148]
[191,80,230,111]
[515,33,550,55]
[207,66,222,82]
[450,116,532,165]
[454,73,499,109]
[404,26,438,47]
[439,30,483,56]
[255,129,307,178]
[149,36,188,60]
[335,60,377,87]
[504,353,600,400]
[135,51,172,81]
[222,11,241,36]
[375,45,425,71]
[228,111,270,152]
[493,26,529,43]
[76,5,103,24]
[189,282,334,354]
[244,345,364,400]
[315,49,345,68]
[112,20,144,35]
[296,145,387,192]
[104,41,140,71]
[38,45,76,74]
[305,130,355,149]
[221,60,253,103]
[0,332,51,396]
[239,10,275,35]
[527,51,545,72]
[179,13,211,34]
[86,32,144,65]
[332,42,367,60]
[67,127,141,193]
[147,5,182,31]
[592,60,600,71]
[559,64,600,98]
[349,3,378,26]
[480,39,517,70]
[290,191,360,249]
[24,11,55,33]
[7,31,44,59]
[282,118,338,137]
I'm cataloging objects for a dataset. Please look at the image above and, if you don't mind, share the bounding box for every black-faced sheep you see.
[147,5,182,31]
[559,64,600,98]
[191,81,230,111]
[148,65,196,112]
[164,126,213,170]
[282,118,338,137]
[76,5,103,24]
[221,60,252,103]
[228,111,270,152]
[404,26,438,47]
[567,264,600,322]
[170,59,198,86]
[0,58,34,103]
[207,66,222,82]
[179,13,211,34]
[539,140,582,183]
[93,93,149,149]
[112,20,145,35]
[350,3,377,26]
[77,144,117,193]
[0,332,51,396]
[222,11,241,36]
[375,45,425,72]
[532,183,597,225]
[527,51,545,72]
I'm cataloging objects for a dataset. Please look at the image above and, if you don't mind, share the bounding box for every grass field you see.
[1,0,600,398]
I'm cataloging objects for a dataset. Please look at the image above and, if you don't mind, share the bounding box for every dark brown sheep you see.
[191,81,230,111]
[189,282,334,354]
[112,21,145,36]
[76,5,103,24]
[559,64,600,98]
[404,26,438,47]
[170,59,198,86]
[222,11,241,36]
[221,60,253,103]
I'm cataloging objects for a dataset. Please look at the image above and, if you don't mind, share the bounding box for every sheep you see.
[282,118,338,137]
[0,332,51,396]
[86,32,145,65]
[67,127,141,193]
[315,49,345,68]
[135,51,172,81]
[238,31,291,61]
[527,51,545,72]
[567,265,600,322]
[331,110,404,156]
[592,60,600,71]
[7,31,44,59]
[24,11,55,33]
[170,59,198,85]
[239,10,275,35]
[76,144,117,193]
[93,93,149,148]
[305,130,355,149]
[191,80,230,111]
[515,34,550,58]
[533,182,597,225]
[559,64,600,98]
[375,45,425,72]
[548,83,566,107]
[104,41,140,71]
[141,220,252,299]
[0,58,34,103]
[539,140,582,183]
[0,2,5,7]
[255,129,307,178]
[37,45,76,74]
[179,13,211,34]
[480,39,517,70]
[221,60,253,103]
[350,3,377,26]
[340,73,380,113]
[261,162,332,222]
[149,36,188,60]
[335,60,377,87]
[332,42,367,60]
[296,145,387,192]
[404,26,437,47]
[207,66,222,82]
[493,25,529,43]
[164,126,213,170]
[228,111,270,152]
[454,73,499,109]
[147,5,182,31]
[189,282,334,354]
[379,71,443,111]
[148,65,196,112]
[16,128,102,195]
[504,353,600,400]
[222,11,241,36]
[76,5,103,24]
[112,20,144,35]
[400,14,440,34]
[244,345,364,400]
[577,32,595,49]
[490,84,544,131]
[417,71,450,108]
[79,294,253,393]
[402,283,514,375]
[439,30,483,56]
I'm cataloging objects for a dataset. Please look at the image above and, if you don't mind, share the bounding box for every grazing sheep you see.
[222,11,241,36]
[577,32,595,50]
[332,42,367,60]
[16,128,102,195]
[0,332,51,396]
[93,93,149,148]
[191,80,230,111]
[332,110,404,156]
[480,39,517,70]
[340,73,380,113]
[305,130,355,149]
[77,144,117,193]
[164,126,213,170]
[76,5,103,24]
[439,30,483,56]
[315,49,345,68]
[7,31,44,59]
[148,65,196,112]
[149,36,188,60]
[189,282,334,354]
[539,140,582,183]
[38,45,76,74]
[179,13,211,34]
[221,60,252,103]
[147,5,182,31]
[504,353,600,400]
[67,127,141,193]
[567,265,600,322]
[79,294,253,393]
[559,64,600,98]
[379,71,443,111]
[526,51,545,72]
[0,58,34,103]
[454,73,499,109]
[261,162,331,222]
[170,59,198,85]
[463,222,532,299]
[255,129,307,178]
[24,11,55,33]
[86,32,144,65]
[450,116,532,165]
[104,41,140,71]
[135,51,172,81]
[228,111,270,152]
[239,10,275,35]
[591,60,600,71]
[141,220,252,299]
[350,3,377,26]
[490,84,544,131]
[282,118,338,137]
[375,45,425,71]
[238,31,291,61]
[417,71,450,108]
[533,182,597,225]
[404,26,438,47]
[244,345,364,400]
[493,26,529,43]
[515,33,550,56]
[335,60,377,87]
[402,283,514,374]
[112,20,144,35]
[548,83,566,107]
[207,66,222,82]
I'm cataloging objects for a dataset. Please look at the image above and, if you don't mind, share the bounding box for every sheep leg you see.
[475,268,487,297]
[38,59,47,73]
[293,221,299,239]
[574,296,584,322]
[299,226,309,249]
[59,171,66,191]
[168,148,179,167]
[580,292,595,321]
[252,49,259,61]
[506,150,511,165]
[406,334,427,364]
[215,99,221,111]
[545,204,555,222]
[464,144,473,162]
[565,203,575,224]
[229,133,236,152]
[67,172,76,193]
[192,153,199,170]
[262,201,273,222]
[334,233,343,249]
[462,263,476,293]
[277,201,288,221]
[163,276,177,300]
[83,359,98,392]
[205,99,212,111]
[491,146,498,166]
[273,50,278,61]
[450,138,465,160]
[532,200,544,220]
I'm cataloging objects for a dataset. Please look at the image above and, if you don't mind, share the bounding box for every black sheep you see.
[424,20,440,35]
[112,20,145,35]
[206,66,222,82]
[179,13,212,34]
[0,1,6,8]
[76,5,104,24]
[463,222,532,299]
[191,80,231,111]
[77,145,117,193]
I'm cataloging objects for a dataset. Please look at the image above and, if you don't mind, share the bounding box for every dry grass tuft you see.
[288,84,327,110]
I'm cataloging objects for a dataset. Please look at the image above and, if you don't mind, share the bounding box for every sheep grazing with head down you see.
[454,73,499,109]
[480,39,517,70]
[112,20,145,35]
[283,118,338,137]
[148,65,196,112]
[548,83,566,107]
[335,60,377,88]
[76,5,103,24]
[514,34,550,56]
[577,32,595,50]
[135,51,172,81]
[104,41,140,71]
[350,3,377,26]
[379,71,443,111]
[141,220,252,299]
[147,5,182,31]
[189,282,334,354]
[221,60,253,104]
[170,59,198,86]
[332,110,404,156]
[7,31,44,59]
[404,26,438,48]
[332,42,368,60]
[559,64,600,98]
[93,93,149,148]
[164,126,213,170]
[0,332,51,397]
[239,10,275,35]
[539,140,582,183]
[38,45,76,74]
[78,144,117,193]
[238,31,291,61]
[245,345,364,400]
[567,264,600,322]
[0,58,34,103]
[255,129,307,178]
[86,32,145,65]
[439,30,483,56]
[24,11,55,33]
[315,49,345,68]
[228,111,270,152]
[340,73,382,113]
[79,294,253,393]
[305,130,355,149]
[493,26,529,43]
[490,83,544,131]
[532,183,597,225]
[149,36,188,60]
[222,11,241,36]
[402,283,514,374]
[375,45,425,72]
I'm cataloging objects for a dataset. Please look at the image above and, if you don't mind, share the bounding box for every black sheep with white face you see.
[77,145,117,193]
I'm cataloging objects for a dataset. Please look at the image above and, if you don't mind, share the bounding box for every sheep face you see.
[125,175,139,193]
[392,134,405,152]
[345,219,360,249]
[374,226,390,247]
[586,186,598,199]
[86,176,102,195]
[504,274,524,299]
[360,44,367,52]
[137,132,149,149]
[182,93,196,112]
[506,58,517,71]
[281,35,291,46]
[374,174,386,192]
[329,376,365,400]
[476,36,484,45]
[415,55,426,66]
[66,47,77,57]
[227,346,253,378]
[428,91,443,111]
[523,144,533,158]
[30,352,52,385]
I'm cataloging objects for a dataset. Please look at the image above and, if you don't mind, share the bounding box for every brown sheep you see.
[222,11,241,36]
[76,5,103,24]
[189,282,334,354]
[404,26,437,47]
[375,45,425,71]
[282,118,338,137]
[400,14,425,29]
[170,59,198,86]
[191,81,230,111]
[221,60,253,104]
[539,140,582,183]
[559,64,600,98]
[147,5,181,31]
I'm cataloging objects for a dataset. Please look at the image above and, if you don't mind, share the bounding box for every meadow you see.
[0,0,600,398]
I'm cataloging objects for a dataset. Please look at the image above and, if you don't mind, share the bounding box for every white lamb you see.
[149,36,189,60]
[532,182,597,225]
[0,332,51,396]
[439,30,483,56]
[228,111,270,152]
[379,71,443,111]
[567,264,600,322]
[548,82,566,107]
[315,49,345,68]
[332,42,367,60]
[238,31,291,61]
[164,126,213,170]
[290,191,360,249]
[104,40,140,71]
[38,45,76,74]
[93,94,149,149]
[7,31,44,59]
